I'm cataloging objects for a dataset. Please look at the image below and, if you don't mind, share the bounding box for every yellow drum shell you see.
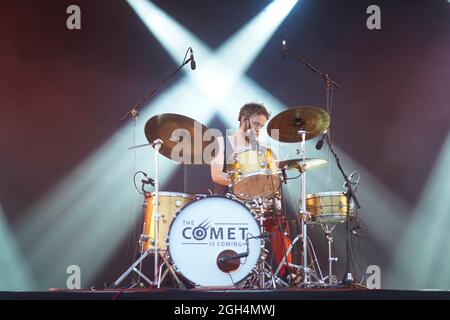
[305,191,353,224]
[143,191,195,251]
[227,147,281,200]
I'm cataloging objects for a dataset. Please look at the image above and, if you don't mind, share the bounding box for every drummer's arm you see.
[211,138,231,187]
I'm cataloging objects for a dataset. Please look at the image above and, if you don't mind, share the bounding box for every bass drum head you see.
[168,196,261,287]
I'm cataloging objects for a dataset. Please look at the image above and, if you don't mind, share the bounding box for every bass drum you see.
[167,196,262,287]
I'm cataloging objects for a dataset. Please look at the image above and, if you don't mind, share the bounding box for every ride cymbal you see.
[145,113,216,164]
[267,106,330,142]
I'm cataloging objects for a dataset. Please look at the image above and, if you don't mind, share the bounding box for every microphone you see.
[142,178,155,186]
[351,224,362,237]
[244,119,259,150]
[343,170,360,189]
[247,232,271,240]
[189,48,196,70]
[281,168,288,184]
[247,129,259,150]
[219,252,249,263]
[141,172,155,186]
[282,40,287,61]
[315,130,328,150]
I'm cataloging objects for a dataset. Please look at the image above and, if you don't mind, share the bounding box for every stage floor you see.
[1,287,450,300]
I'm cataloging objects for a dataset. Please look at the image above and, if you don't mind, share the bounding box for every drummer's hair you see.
[238,103,270,122]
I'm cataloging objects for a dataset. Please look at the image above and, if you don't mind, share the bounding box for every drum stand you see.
[111,139,185,289]
[272,228,324,285]
[110,247,185,289]
[273,130,324,286]
[321,224,339,285]
[246,198,289,289]
[297,130,324,285]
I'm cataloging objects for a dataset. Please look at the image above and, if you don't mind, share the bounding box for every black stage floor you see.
[1,287,449,300]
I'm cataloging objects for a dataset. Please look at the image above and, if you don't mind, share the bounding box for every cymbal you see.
[278,158,327,172]
[145,113,216,164]
[267,106,330,142]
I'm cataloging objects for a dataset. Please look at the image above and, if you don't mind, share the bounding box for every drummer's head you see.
[238,103,270,136]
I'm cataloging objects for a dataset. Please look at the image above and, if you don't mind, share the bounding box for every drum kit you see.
[111,105,360,290]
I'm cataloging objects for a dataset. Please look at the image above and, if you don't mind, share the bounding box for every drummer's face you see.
[248,114,267,136]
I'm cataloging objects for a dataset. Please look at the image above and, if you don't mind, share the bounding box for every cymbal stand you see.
[152,139,162,287]
[248,198,289,289]
[110,139,165,288]
[321,223,339,285]
[298,129,312,284]
[272,227,324,285]
[115,47,194,288]
[273,130,323,286]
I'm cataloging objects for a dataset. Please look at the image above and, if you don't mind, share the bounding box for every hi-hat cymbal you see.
[267,106,330,142]
[145,113,216,164]
[278,158,328,172]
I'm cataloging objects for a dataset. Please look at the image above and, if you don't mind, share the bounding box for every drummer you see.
[210,103,293,278]
[210,102,270,195]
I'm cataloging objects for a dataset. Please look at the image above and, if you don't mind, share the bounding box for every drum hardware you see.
[306,191,354,224]
[321,224,339,285]
[111,138,167,288]
[227,146,281,200]
[111,246,186,289]
[249,197,289,289]
[144,113,217,165]
[280,41,364,286]
[109,41,366,289]
[255,202,275,289]
[320,131,361,286]
[120,191,190,289]
[117,47,197,288]
[299,129,312,285]
[151,139,162,287]
[266,106,330,143]
[120,47,196,122]
[167,196,263,287]
[141,192,196,251]
[343,170,360,190]
[267,107,330,286]
[115,104,362,289]
[278,158,328,173]
[272,229,324,286]
[113,110,215,289]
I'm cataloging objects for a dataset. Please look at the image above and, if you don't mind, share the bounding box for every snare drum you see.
[306,191,354,224]
[167,196,262,287]
[142,191,195,251]
[227,147,281,200]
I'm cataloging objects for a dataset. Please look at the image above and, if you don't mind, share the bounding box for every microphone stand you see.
[120,48,194,121]
[282,43,341,90]
[323,134,361,286]
[112,48,193,289]
[283,42,360,286]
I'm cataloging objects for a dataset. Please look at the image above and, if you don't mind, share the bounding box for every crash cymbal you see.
[145,113,216,164]
[278,158,327,172]
[267,106,330,142]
